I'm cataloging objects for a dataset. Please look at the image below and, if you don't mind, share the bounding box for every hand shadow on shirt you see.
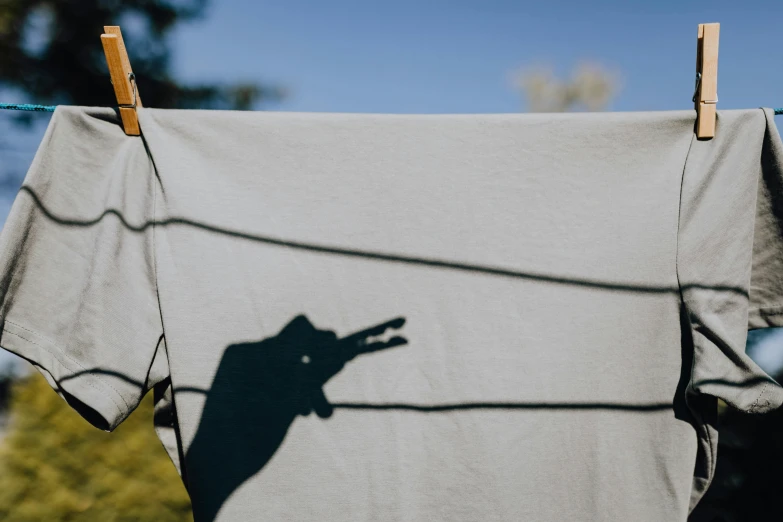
[184,314,407,522]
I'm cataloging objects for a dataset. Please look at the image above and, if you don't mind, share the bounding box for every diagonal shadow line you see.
[330,401,673,412]
[18,186,747,296]
[58,369,144,385]
[56,370,675,413]
[692,377,782,388]
[58,368,209,395]
[61,367,779,403]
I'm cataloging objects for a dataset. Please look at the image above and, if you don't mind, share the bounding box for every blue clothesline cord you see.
[0,103,56,112]
[2,102,783,115]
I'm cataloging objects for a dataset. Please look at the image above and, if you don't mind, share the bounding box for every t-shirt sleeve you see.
[0,106,165,431]
[678,108,783,414]
[748,108,783,328]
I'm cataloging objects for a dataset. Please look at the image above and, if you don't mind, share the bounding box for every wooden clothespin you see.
[101,26,141,136]
[694,23,719,139]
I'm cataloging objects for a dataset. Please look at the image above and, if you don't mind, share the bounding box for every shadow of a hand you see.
[185,314,406,522]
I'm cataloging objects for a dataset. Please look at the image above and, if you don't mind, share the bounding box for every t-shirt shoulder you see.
[0,106,167,431]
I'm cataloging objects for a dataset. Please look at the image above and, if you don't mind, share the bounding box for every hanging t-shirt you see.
[0,106,782,522]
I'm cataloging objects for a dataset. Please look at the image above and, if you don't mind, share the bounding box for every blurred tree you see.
[0,371,193,521]
[0,0,284,111]
[512,62,620,112]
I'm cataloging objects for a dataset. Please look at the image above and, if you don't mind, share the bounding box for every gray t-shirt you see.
[1,106,782,521]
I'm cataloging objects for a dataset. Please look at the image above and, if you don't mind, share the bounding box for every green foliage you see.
[0,0,283,110]
[0,371,193,521]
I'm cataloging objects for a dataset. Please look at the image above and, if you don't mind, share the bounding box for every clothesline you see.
[2,103,783,116]
[0,103,56,112]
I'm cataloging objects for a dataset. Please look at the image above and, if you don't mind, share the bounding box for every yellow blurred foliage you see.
[0,371,192,521]
[512,62,621,113]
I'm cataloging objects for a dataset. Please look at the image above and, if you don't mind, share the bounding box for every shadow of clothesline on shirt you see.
[11,185,757,520]
[15,185,748,297]
[177,313,673,522]
[58,366,773,403]
[183,314,407,522]
[49,311,768,522]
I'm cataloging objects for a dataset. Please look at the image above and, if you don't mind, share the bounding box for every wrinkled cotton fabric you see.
[1,106,782,521]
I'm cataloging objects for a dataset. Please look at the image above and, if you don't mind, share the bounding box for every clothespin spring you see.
[693,71,718,105]
[119,73,138,110]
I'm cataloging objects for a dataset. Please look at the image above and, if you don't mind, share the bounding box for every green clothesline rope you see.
[2,102,783,115]
[0,103,56,112]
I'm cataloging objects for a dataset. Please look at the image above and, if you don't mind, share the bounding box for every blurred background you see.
[0,1,782,520]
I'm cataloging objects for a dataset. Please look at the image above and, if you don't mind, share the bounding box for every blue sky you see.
[1,0,783,373]
[171,0,783,113]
